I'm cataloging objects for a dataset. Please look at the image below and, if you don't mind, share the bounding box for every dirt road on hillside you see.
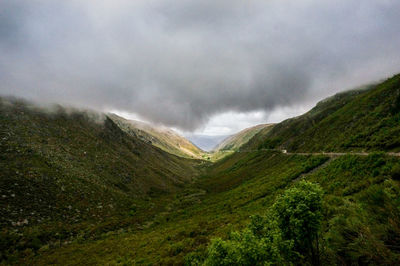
[236,149,400,157]
[285,152,400,157]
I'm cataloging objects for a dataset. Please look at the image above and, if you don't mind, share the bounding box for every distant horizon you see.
[1,0,399,136]
[2,1,400,264]
[0,78,384,151]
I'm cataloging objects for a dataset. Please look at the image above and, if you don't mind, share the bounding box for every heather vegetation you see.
[0,98,204,263]
[1,75,400,265]
[8,151,397,265]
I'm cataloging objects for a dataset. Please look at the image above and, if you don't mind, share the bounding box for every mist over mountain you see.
[2,75,400,265]
[1,0,400,131]
[2,0,400,265]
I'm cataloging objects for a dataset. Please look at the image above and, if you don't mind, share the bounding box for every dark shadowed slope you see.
[0,98,202,237]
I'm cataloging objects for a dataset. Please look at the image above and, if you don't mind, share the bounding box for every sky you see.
[1,0,400,140]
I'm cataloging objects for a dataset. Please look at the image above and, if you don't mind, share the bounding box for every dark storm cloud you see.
[1,0,400,130]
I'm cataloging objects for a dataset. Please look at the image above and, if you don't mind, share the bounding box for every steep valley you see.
[1,74,400,265]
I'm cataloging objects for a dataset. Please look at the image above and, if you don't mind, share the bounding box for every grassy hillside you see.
[214,124,273,152]
[208,124,273,162]
[2,74,400,265]
[252,75,400,152]
[17,151,330,265]
[240,124,278,151]
[0,98,204,262]
[18,151,400,265]
[109,114,205,159]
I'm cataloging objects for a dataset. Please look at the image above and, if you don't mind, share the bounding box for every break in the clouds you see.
[1,0,400,131]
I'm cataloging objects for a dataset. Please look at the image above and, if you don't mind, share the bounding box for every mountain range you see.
[1,74,400,265]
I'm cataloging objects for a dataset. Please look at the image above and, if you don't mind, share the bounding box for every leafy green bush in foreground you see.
[193,181,323,265]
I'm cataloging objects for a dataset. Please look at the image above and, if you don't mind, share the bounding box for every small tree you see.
[201,181,324,265]
[270,181,323,265]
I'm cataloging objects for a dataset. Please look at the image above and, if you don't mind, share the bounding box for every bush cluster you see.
[192,181,324,265]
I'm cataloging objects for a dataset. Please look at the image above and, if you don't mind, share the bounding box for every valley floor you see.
[9,150,400,265]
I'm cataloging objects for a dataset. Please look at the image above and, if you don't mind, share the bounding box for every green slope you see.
[0,98,204,261]
[209,124,273,162]
[20,151,330,265]
[109,114,206,159]
[22,151,400,265]
[252,74,400,152]
[213,124,274,152]
[2,74,400,265]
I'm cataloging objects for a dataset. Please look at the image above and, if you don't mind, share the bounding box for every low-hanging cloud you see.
[1,0,400,130]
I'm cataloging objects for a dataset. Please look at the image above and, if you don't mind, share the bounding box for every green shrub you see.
[270,181,323,264]
[185,250,206,266]
[202,181,323,265]
[391,164,400,180]
[258,138,283,150]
